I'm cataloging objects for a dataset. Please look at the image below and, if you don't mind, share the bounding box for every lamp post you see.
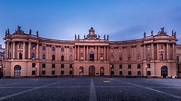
[71,65,73,78]
[146,65,148,79]
[110,65,112,78]
[0,65,1,79]
[35,65,37,78]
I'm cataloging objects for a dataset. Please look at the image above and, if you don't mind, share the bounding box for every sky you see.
[0,0,181,47]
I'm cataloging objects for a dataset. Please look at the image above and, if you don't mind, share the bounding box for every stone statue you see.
[78,34,80,39]
[74,34,77,39]
[98,35,100,39]
[104,35,106,40]
[151,30,153,36]
[7,28,10,34]
[144,32,146,38]
[107,35,109,40]
[84,35,85,39]
[29,29,32,35]
[172,30,174,36]
[36,31,39,37]
[161,27,164,32]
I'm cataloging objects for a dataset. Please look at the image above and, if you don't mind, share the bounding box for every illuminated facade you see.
[4,26,179,78]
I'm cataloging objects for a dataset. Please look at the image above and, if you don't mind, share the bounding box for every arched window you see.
[42,54,46,60]
[61,47,64,52]
[52,54,55,61]
[160,53,163,60]
[119,55,122,61]
[52,70,55,75]
[69,55,72,62]
[128,54,131,60]
[19,53,22,59]
[52,47,55,51]
[42,46,46,51]
[137,54,141,60]
[61,55,64,61]
[31,53,35,59]
[19,43,23,49]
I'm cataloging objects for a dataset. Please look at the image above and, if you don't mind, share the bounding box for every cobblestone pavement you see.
[0,77,181,101]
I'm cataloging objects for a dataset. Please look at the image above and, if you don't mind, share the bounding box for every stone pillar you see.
[23,42,25,59]
[151,43,154,60]
[173,43,175,60]
[98,46,100,61]
[95,46,97,61]
[75,46,77,60]
[87,46,89,61]
[157,43,159,60]
[36,43,39,59]
[143,44,146,60]
[84,46,85,61]
[166,43,169,60]
[28,42,31,59]
[78,46,79,61]
[104,46,106,61]
[6,42,9,59]
[107,46,109,61]
[12,42,15,59]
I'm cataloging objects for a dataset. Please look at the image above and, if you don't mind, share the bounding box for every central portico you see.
[74,27,110,76]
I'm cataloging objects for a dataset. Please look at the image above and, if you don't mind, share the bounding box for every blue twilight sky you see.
[0,0,181,47]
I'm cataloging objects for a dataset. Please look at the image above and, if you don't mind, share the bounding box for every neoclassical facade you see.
[3,26,179,78]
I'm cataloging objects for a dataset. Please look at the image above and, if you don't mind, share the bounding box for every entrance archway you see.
[161,66,168,78]
[14,65,21,77]
[89,66,95,76]
[100,67,104,76]
[79,67,84,76]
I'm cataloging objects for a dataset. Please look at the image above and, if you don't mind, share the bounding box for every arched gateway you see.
[14,65,21,77]
[89,66,95,76]
[161,66,168,78]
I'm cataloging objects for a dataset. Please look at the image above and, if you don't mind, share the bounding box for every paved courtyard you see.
[0,77,181,101]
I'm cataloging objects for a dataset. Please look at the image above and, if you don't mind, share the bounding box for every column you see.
[6,42,9,59]
[84,46,85,61]
[107,46,109,61]
[173,43,175,60]
[166,43,169,60]
[157,43,159,60]
[143,44,146,60]
[12,42,15,59]
[151,43,154,60]
[87,46,89,61]
[98,46,100,61]
[28,42,31,59]
[104,46,106,61]
[11,42,13,58]
[23,42,25,59]
[36,43,39,59]
[95,46,97,61]
[78,46,79,61]
[75,46,77,60]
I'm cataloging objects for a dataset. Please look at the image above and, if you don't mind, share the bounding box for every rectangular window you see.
[147,71,151,75]
[52,64,55,68]
[42,46,46,51]
[119,64,122,69]
[32,71,35,75]
[128,64,131,69]
[137,64,141,69]
[52,71,55,75]
[61,64,64,68]
[69,71,72,75]
[42,71,46,75]
[61,71,64,75]
[147,64,151,68]
[42,63,46,68]
[119,71,122,75]
[177,56,179,62]
[69,64,72,68]
[137,71,141,76]
[128,71,131,75]
[31,44,35,49]
[32,63,36,67]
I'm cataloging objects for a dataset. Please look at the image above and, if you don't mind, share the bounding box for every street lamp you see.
[0,65,1,79]
[35,65,37,78]
[110,65,112,78]
[146,65,148,79]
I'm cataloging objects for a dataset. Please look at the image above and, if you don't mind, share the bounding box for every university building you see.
[3,26,181,78]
